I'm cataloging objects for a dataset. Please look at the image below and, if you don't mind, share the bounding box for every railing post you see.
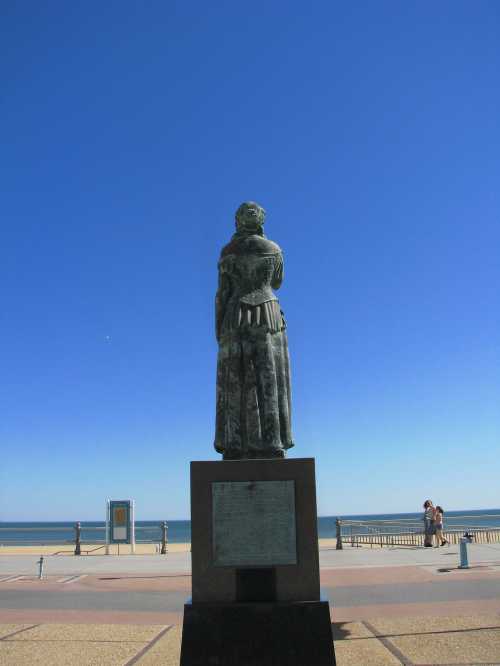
[160,521,168,555]
[335,518,343,550]
[74,522,81,556]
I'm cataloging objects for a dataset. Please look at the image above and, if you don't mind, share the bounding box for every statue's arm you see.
[215,265,231,342]
[271,252,284,290]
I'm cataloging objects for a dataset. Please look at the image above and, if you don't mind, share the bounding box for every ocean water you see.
[1,509,499,545]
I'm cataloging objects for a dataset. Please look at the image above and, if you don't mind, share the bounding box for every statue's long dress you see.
[214,232,294,459]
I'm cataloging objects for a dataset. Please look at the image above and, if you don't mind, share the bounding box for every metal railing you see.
[0,522,169,555]
[335,515,500,549]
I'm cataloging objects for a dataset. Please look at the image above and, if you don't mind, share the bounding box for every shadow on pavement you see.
[331,622,351,641]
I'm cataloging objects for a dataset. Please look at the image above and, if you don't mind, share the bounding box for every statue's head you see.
[235,201,266,235]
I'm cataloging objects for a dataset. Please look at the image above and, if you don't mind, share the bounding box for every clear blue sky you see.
[2,1,499,521]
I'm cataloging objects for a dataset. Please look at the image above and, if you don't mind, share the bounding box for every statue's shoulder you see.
[220,235,282,258]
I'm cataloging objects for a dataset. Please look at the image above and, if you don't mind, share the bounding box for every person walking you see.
[434,505,448,546]
[423,500,435,547]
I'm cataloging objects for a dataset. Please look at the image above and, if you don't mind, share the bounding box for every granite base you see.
[180,599,336,666]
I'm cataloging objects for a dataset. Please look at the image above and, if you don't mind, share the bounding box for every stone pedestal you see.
[181,599,334,666]
[180,458,336,665]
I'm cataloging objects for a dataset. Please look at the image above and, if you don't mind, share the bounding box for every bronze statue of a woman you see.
[214,202,294,459]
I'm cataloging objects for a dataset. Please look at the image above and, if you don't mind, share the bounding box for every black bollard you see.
[74,521,81,556]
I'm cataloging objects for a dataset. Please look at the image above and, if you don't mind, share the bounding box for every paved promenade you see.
[2,541,499,576]
[0,543,499,664]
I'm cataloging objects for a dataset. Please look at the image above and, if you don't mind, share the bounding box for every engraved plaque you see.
[212,480,297,566]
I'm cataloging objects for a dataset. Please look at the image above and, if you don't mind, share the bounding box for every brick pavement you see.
[1,547,499,664]
[1,616,500,665]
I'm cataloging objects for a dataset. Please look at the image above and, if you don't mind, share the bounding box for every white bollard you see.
[38,556,44,579]
[458,533,473,569]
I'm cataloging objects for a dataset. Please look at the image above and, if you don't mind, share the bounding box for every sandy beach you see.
[0,538,338,556]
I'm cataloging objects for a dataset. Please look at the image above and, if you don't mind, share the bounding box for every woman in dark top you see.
[434,505,448,546]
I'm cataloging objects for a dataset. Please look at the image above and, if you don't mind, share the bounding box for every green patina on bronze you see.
[214,202,294,460]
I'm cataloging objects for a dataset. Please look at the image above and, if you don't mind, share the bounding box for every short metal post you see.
[161,521,168,554]
[38,556,44,580]
[335,518,343,550]
[74,521,81,556]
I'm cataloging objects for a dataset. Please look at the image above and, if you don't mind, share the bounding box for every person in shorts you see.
[434,505,448,546]
[423,500,435,547]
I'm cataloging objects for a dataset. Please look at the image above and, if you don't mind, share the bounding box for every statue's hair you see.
[235,201,266,229]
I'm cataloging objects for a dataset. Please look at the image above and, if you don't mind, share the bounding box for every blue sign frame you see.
[109,500,131,544]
